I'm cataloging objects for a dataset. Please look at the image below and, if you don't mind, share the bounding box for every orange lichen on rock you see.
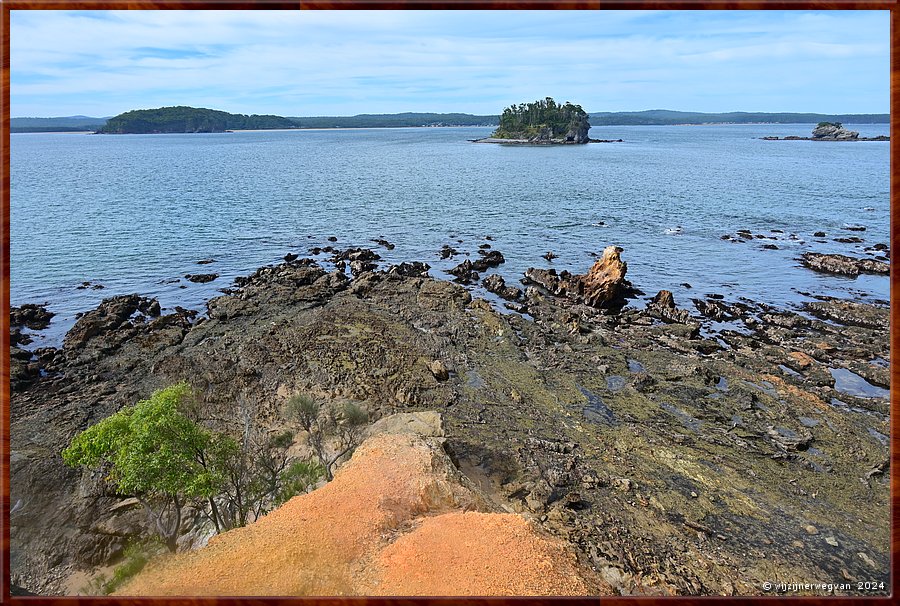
[117,430,595,596]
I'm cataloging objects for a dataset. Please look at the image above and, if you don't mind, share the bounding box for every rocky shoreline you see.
[10,244,890,596]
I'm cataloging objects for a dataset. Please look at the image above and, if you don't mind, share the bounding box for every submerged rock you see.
[184,273,218,283]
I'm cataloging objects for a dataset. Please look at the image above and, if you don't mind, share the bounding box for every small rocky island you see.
[473,97,620,145]
[762,122,889,142]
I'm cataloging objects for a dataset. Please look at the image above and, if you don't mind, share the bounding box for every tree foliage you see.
[62,382,229,551]
[284,394,368,481]
[493,97,590,140]
[98,106,297,134]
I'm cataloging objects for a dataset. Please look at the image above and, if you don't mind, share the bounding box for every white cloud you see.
[10,10,889,116]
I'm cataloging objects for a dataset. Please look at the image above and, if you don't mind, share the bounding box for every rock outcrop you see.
[800,252,889,277]
[811,123,859,140]
[523,245,630,309]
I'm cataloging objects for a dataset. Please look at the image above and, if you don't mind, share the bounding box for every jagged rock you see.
[283,253,299,262]
[812,123,859,140]
[447,260,480,284]
[331,248,381,263]
[523,246,630,309]
[10,304,54,330]
[471,250,505,271]
[63,295,160,349]
[800,253,889,277]
[646,290,692,324]
[387,262,431,278]
[482,274,522,301]
[440,245,459,259]
[349,259,378,277]
[184,273,218,283]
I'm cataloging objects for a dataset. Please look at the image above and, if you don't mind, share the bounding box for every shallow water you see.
[828,367,890,399]
[11,123,889,347]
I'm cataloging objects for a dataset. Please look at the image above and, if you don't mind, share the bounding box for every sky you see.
[9,10,890,118]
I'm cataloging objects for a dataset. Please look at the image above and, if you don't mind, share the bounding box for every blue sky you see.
[10,10,889,117]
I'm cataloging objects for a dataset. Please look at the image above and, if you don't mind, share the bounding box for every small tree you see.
[284,395,368,480]
[62,383,227,552]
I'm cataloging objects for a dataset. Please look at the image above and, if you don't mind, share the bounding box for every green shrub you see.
[276,459,325,505]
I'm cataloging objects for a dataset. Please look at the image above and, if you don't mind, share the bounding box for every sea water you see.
[10,123,890,346]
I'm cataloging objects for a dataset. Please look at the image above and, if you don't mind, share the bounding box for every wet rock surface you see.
[10,254,889,596]
[800,252,889,277]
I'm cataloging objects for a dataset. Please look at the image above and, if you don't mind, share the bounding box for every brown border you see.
[1,2,896,604]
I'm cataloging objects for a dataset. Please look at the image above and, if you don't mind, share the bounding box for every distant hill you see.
[288,112,498,128]
[98,106,297,134]
[11,108,889,133]
[11,115,108,133]
[588,110,890,125]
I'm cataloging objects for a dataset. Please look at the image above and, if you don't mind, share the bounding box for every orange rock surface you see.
[117,432,596,596]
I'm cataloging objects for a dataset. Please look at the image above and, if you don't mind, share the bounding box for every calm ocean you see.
[10,124,890,346]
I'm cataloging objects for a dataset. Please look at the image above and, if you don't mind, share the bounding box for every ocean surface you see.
[10,123,890,347]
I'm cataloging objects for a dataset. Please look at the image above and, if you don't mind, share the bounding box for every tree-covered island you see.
[486,97,592,144]
[97,106,297,134]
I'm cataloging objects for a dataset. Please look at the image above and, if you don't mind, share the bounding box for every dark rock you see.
[800,253,889,277]
[387,262,431,278]
[196,258,215,265]
[63,295,160,350]
[371,238,395,250]
[693,298,742,322]
[10,304,54,330]
[843,225,867,232]
[184,273,218,283]
[482,274,522,301]
[331,248,381,263]
[834,237,863,244]
[471,250,505,272]
[646,290,693,325]
[439,245,459,259]
[762,244,779,250]
[283,253,299,262]
[478,243,491,250]
[327,236,338,242]
[543,251,558,262]
[349,259,378,277]
[447,260,480,284]
[813,231,826,237]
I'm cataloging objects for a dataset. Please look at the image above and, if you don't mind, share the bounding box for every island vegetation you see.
[491,97,591,143]
[97,106,297,134]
